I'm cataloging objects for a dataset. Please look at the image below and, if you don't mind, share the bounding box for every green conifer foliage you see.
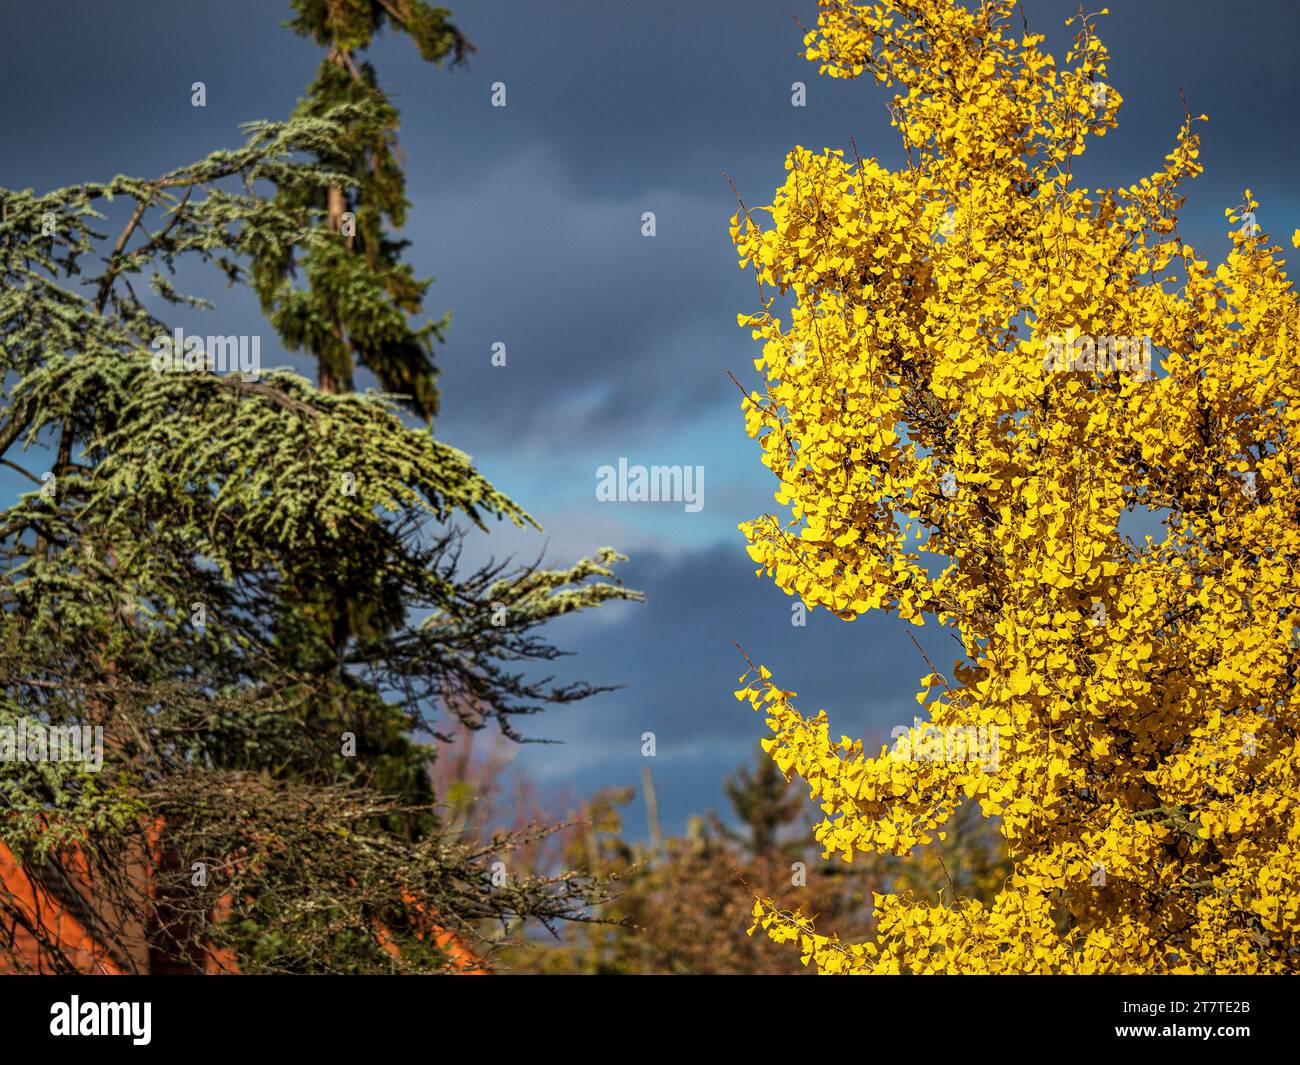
[256,0,476,418]
[0,12,639,973]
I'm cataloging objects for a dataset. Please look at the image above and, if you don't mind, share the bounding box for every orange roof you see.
[1,833,486,974]
[0,839,123,974]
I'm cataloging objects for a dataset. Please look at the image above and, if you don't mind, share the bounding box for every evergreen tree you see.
[254,0,473,416]
[0,5,638,974]
[721,744,807,855]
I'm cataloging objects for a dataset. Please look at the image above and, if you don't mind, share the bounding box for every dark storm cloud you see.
[407,147,745,450]
[507,540,955,837]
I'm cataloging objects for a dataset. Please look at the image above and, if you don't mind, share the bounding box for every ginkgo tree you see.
[729,0,1300,973]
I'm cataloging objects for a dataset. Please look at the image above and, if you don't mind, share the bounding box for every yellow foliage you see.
[731,0,1300,974]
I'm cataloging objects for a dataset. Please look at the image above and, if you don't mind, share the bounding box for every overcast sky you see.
[4,0,1298,837]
